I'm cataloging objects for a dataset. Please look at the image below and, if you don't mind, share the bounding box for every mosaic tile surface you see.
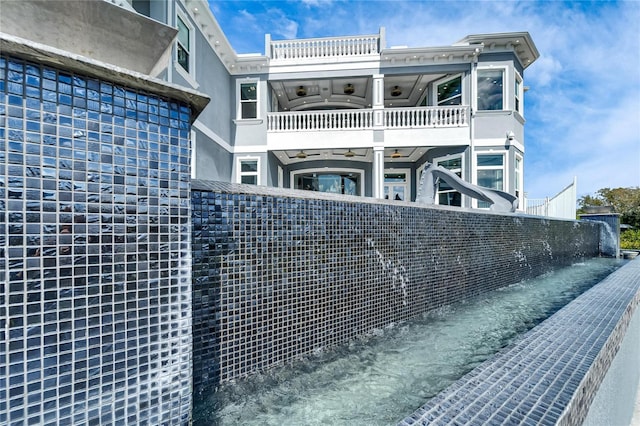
[399,257,640,426]
[191,180,602,394]
[0,55,193,425]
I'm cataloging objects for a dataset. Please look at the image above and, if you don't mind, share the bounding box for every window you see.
[436,75,462,106]
[384,170,410,201]
[176,16,191,73]
[477,69,504,111]
[293,170,361,196]
[515,73,523,114]
[476,153,504,208]
[239,82,258,119]
[435,155,463,206]
[238,158,259,185]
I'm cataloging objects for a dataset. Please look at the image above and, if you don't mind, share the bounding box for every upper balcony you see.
[265,29,385,66]
[267,33,382,61]
[266,106,470,150]
[267,106,468,131]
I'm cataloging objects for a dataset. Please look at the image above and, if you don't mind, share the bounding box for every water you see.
[193,258,623,426]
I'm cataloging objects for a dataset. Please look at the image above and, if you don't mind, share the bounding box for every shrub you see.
[621,229,640,250]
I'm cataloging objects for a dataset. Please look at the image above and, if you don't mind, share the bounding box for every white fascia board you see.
[474,138,525,152]
[234,145,269,153]
[381,45,482,58]
[266,58,383,76]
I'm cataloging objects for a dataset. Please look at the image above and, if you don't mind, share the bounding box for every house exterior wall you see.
[130,0,537,205]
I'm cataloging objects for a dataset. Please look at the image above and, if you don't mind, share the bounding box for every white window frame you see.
[277,166,284,188]
[237,156,261,185]
[236,79,260,120]
[383,168,411,201]
[515,153,524,210]
[290,168,364,196]
[514,71,523,115]
[175,10,198,88]
[433,153,465,206]
[475,151,507,208]
[476,67,507,111]
[432,74,463,106]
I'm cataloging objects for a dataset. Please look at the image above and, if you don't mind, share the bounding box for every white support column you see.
[372,74,384,128]
[373,146,385,198]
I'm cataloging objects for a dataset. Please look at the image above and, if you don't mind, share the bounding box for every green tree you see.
[578,187,640,228]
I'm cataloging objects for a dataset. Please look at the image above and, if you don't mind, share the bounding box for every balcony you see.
[267,106,469,132]
[268,34,381,61]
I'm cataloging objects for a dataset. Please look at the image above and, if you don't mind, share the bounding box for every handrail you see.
[270,34,380,60]
[384,106,468,128]
[268,109,373,131]
[267,106,469,131]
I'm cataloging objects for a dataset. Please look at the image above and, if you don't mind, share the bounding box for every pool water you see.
[193,258,623,426]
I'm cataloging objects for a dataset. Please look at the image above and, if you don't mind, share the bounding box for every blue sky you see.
[209,0,640,199]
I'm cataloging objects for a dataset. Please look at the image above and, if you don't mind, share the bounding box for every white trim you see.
[475,137,524,152]
[515,152,524,211]
[290,167,365,195]
[277,166,284,188]
[383,168,411,201]
[236,156,261,185]
[432,73,463,106]
[175,9,196,82]
[476,66,507,111]
[174,62,200,89]
[236,78,260,120]
[192,120,270,154]
[233,145,268,153]
[474,150,507,208]
[515,70,523,115]
[416,161,427,193]
[433,153,465,206]
[192,120,233,152]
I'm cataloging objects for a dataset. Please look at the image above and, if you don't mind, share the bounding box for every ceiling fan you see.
[288,150,321,159]
[338,149,367,158]
[389,149,403,158]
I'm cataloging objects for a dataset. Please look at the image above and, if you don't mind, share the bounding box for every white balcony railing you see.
[384,106,468,128]
[267,106,469,132]
[268,109,374,132]
[269,34,380,60]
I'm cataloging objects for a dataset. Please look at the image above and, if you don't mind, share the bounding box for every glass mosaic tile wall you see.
[0,55,193,425]
[190,181,602,395]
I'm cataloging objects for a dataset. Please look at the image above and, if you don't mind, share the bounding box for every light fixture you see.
[296,150,308,159]
[296,86,307,96]
[391,149,402,158]
[343,149,356,158]
[391,86,402,97]
[343,83,355,95]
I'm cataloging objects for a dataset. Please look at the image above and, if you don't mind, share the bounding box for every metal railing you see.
[267,106,469,132]
[269,34,380,60]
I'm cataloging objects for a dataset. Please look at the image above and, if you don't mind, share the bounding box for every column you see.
[372,74,384,129]
[373,146,385,198]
